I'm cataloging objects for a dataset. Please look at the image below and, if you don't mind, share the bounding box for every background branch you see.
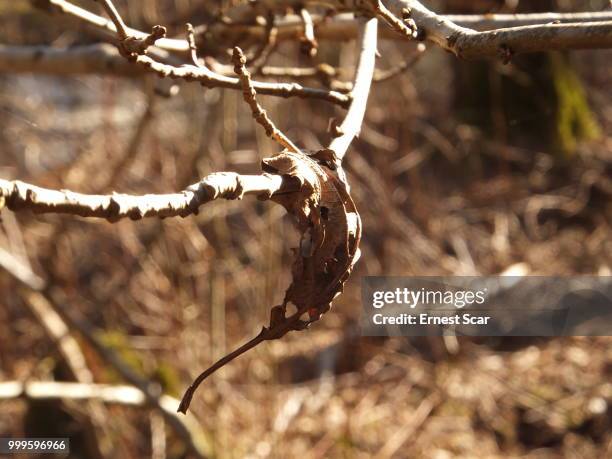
[0,43,140,76]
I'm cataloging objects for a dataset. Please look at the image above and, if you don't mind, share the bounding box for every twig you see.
[94,0,129,40]
[375,1,418,39]
[185,23,202,67]
[373,42,425,83]
[0,42,349,105]
[232,47,300,153]
[68,0,351,106]
[0,248,90,382]
[249,12,278,73]
[127,51,351,106]
[0,42,346,91]
[38,1,612,52]
[329,17,378,162]
[94,0,167,61]
[300,8,318,56]
[37,0,189,52]
[0,173,290,221]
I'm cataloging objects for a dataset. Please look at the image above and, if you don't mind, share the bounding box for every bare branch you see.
[0,43,141,76]
[329,17,379,162]
[0,43,347,92]
[232,47,300,153]
[129,54,352,105]
[37,0,189,52]
[446,11,612,30]
[0,173,291,221]
[200,10,612,47]
[81,0,351,106]
[94,0,129,40]
[248,12,278,73]
[37,0,612,54]
[375,1,418,39]
[185,23,202,67]
[385,0,612,59]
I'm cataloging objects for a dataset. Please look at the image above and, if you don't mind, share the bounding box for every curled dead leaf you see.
[178,150,361,413]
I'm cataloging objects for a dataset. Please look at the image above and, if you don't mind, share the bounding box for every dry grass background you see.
[0,0,611,458]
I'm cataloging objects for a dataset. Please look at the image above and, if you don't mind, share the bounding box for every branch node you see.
[120,25,167,58]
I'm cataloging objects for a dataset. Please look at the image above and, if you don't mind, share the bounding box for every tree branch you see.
[0,43,347,90]
[37,0,189,52]
[0,43,141,76]
[329,17,378,162]
[200,10,612,46]
[446,11,612,30]
[42,0,350,106]
[386,0,612,59]
[0,173,291,221]
[232,47,300,153]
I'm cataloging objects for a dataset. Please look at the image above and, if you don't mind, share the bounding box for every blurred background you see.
[0,0,611,457]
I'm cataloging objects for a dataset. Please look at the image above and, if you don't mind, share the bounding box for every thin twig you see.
[329,17,379,161]
[185,23,202,67]
[375,1,418,39]
[52,0,350,106]
[132,49,350,106]
[38,0,189,52]
[300,8,318,56]
[373,42,425,83]
[232,47,300,153]
[94,0,129,40]
[249,12,278,73]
